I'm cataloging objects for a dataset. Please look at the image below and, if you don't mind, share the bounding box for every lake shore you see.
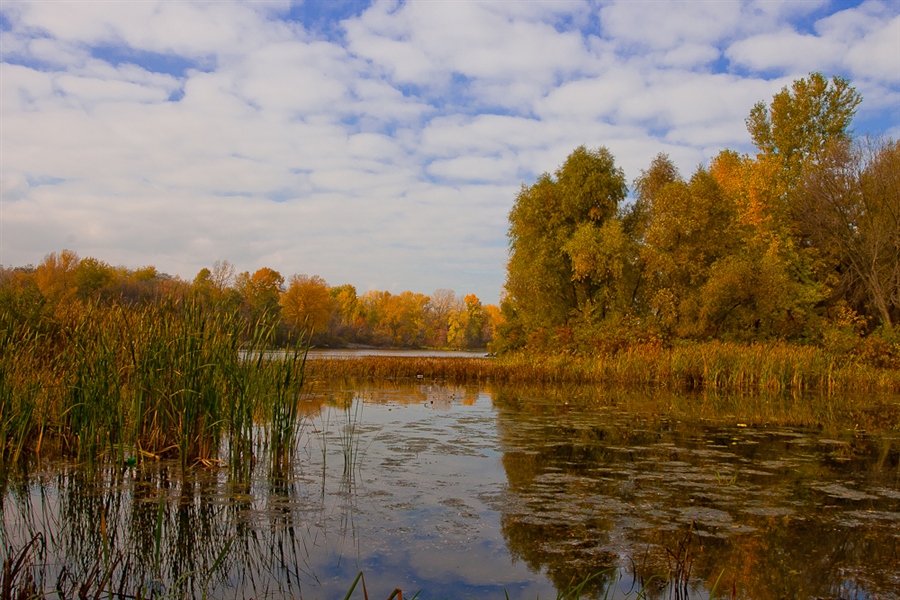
[306,346,900,432]
[308,341,900,394]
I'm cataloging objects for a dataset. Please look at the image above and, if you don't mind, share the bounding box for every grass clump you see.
[0,297,308,470]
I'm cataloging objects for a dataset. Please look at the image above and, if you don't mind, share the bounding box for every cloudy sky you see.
[1,0,898,304]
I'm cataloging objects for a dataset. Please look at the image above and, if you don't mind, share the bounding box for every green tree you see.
[562,217,631,321]
[746,72,861,185]
[503,146,627,344]
[74,257,115,300]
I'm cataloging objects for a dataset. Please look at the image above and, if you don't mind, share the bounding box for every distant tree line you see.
[0,253,500,350]
[497,73,899,363]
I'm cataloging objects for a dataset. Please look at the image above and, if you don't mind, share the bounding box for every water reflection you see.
[2,383,899,599]
[493,387,900,599]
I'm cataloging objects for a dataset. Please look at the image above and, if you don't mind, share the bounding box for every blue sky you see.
[1,0,898,304]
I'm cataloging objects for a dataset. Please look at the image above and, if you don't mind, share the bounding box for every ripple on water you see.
[872,487,900,500]
[812,483,877,501]
[678,506,733,526]
[741,506,795,517]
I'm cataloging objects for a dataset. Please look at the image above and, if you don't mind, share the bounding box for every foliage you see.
[746,73,861,185]
[504,146,627,335]
[496,72,895,357]
[281,274,333,338]
[235,267,284,328]
[799,138,900,331]
[1,253,499,352]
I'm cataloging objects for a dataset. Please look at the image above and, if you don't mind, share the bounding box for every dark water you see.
[2,383,899,599]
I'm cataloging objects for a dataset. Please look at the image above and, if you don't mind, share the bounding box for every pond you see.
[2,382,899,599]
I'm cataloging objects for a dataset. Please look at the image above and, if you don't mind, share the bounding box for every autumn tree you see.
[800,138,900,331]
[637,160,742,337]
[0,265,44,326]
[192,260,240,308]
[235,268,284,326]
[361,290,429,347]
[481,303,503,347]
[329,284,364,343]
[35,249,80,305]
[192,268,216,302]
[503,146,627,344]
[280,274,333,339]
[427,288,459,346]
[209,260,235,292]
[446,294,487,349]
[746,72,861,187]
[742,76,862,335]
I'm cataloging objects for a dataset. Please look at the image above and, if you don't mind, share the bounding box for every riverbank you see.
[308,341,900,394]
[305,345,900,432]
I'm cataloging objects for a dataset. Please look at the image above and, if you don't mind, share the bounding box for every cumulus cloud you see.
[1,0,898,303]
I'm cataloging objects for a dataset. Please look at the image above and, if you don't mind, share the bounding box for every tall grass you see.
[305,341,900,394]
[0,298,308,469]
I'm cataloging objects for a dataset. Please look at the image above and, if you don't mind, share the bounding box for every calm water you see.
[2,383,899,599]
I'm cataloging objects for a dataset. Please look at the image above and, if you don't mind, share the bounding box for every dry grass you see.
[306,342,900,395]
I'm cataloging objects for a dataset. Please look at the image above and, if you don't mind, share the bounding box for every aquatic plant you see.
[0,297,309,469]
[305,342,900,395]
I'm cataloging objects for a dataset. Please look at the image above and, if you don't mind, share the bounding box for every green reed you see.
[262,341,309,472]
[339,399,364,482]
[0,297,308,470]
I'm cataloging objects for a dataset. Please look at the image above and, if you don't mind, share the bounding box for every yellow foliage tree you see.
[280,274,333,337]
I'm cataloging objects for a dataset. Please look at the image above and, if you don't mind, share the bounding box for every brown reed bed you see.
[306,341,900,395]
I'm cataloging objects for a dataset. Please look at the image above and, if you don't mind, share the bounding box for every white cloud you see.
[598,0,743,51]
[841,14,900,81]
[55,73,172,104]
[727,28,842,73]
[1,0,898,304]
[345,0,590,93]
[5,1,290,58]
[427,154,519,183]
[727,0,900,82]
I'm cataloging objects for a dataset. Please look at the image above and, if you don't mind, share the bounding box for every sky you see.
[1,0,898,305]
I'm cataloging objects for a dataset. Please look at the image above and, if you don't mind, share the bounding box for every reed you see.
[305,341,900,394]
[0,297,308,469]
[263,339,309,472]
[339,398,364,482]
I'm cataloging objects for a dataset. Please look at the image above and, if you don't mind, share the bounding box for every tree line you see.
[0,252,500,350]
[497,73,899,362]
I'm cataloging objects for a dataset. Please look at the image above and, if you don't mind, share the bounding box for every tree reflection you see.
[492,385,900,598]
[2,384,898,599]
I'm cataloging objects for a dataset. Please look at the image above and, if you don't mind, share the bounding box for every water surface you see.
[2,383,899,599]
